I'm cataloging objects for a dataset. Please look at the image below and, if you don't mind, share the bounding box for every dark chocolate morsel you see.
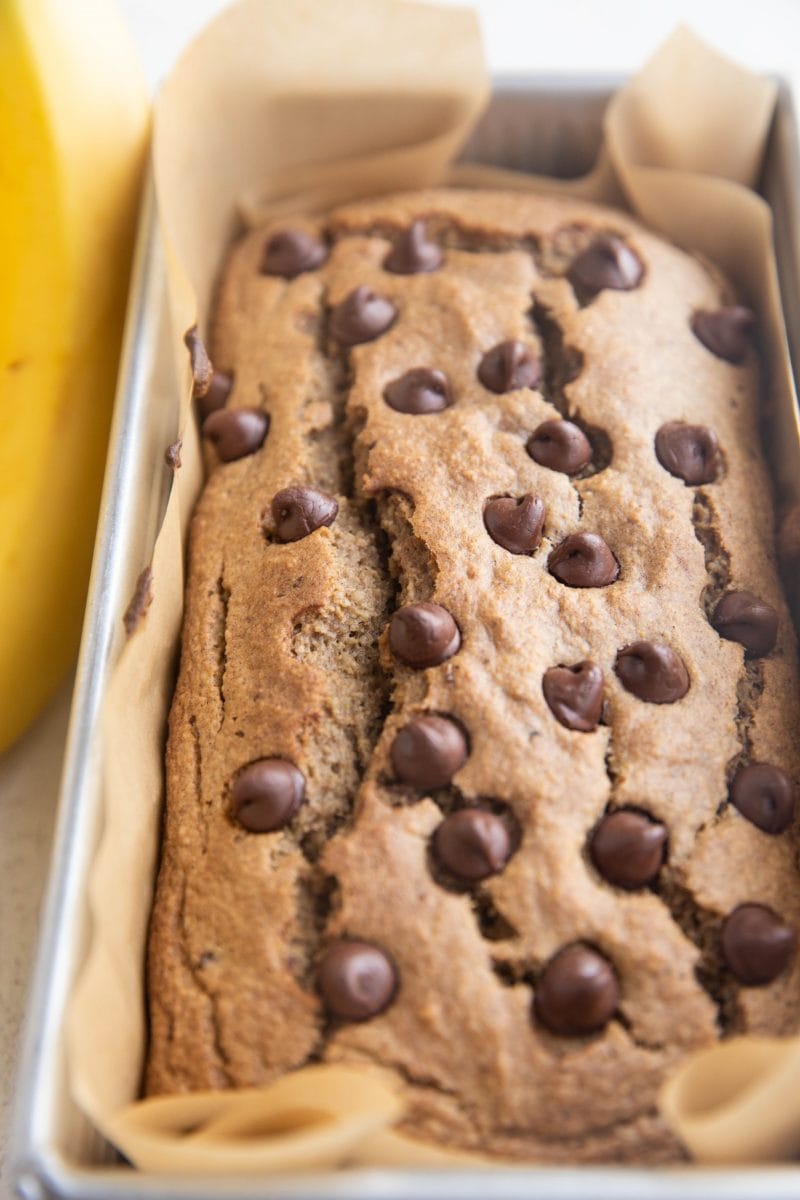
[548,532,619,588]
[196,370,234,421]
[691,306,755,364]
[184,325,213,398]
[478,340,542,393]
[383,367,451,414]
[318,940,398,1020]
[542,661,604,732]
[730,763,796,835]
[384,220,443,274]
[526,419,592,476]
[567,234,643,295]
[615,641,690,704]
[711,591,778,657]
[329,286,397,346]
[433,809,512,882]
[590,810,667,890]
[655,421,721,485]
[534,944,619,1036]
[270,485,338,542]
[203,408,270,462]
[164,440,182,470]
[261,228,327,278]
[390,715,468,789]
[483,494,546,555]
[230,759,305,832]
[721,904,796,985]
[389,602,461,669]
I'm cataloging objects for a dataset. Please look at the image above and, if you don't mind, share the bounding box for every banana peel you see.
[0,0,149,750]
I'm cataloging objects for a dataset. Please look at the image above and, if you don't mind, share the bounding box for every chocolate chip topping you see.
[318,940,397,1020]
[329,286,397,346]
[389,602,461,669]
[230,759,305,832]
[548,533,619,588]
[202,408,270,462]
[615,641,690,704]
[542,661,604,732]
[730,764,796,835]
[270,485,338,542]
[390,715,468,789]
[196,370,234,421]
[433,809,512,882]
[383,367,451,414]
[721,904,796,986]
[691,306,755,364]
[478,340,542,394]
[567,234,643,296]
[711,591,779,657]
[655,421,721,485]
[590,810,667,890]
[384,220,443,274]
[184,325,213,398]
[483,495,546,555]
[260,228,327,278]
[534,945,619,1036]
[526,419,592,476]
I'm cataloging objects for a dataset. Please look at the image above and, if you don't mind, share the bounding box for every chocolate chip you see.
[484,494,545,555]
[534,944,619,1036]
[383,368,451,414]
[390,715,468,789]
[433,809,512,882]
[384,220,443,274]
[711,591,778,657]
[330,286,397,346]
[478,341,542,394]
[164,440,182,470]
[721,904,796,985]
[615,641,690,704]
[261,228,327,278]
[730,763,796,835]
[202,408,270,462]
[590,810,667,889]
[184,325,213,397]
[318,940,397,1020]
[542,661,604,732]
[655,421,721,485]
[526,419,592,476]
[230,759,305,832]
[389,602,461,669]
[567,234,643,296]
[691,306,755,364]
[548,533,619,588]
[196,370,234,421]
[270,486,338,542]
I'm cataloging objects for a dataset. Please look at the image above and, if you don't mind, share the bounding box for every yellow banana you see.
[0,0,149,749]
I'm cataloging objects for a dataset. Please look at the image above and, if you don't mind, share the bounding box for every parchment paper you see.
[65,0,800,1172]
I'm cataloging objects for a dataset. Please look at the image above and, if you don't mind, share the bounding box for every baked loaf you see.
[147,189,800,1163]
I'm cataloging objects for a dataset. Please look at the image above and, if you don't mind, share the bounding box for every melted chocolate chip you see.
[721,904,796,985]
[655,421,721,485]
[615,641,690,704]
[384,220,443,274]
[383,368,451,414]
[711,591,778,657]
[433,809,512,882]
[590,810,667,889]
[484,495,545,555]
[548,533,619,588]
[270,486,338,542]
[691,306,755,364]
[318,940,397,1020]
[230,759,305,832]
[203,408,270,461]
[542,661,604,732]
[526,419,592,476]
[196,370,234,421]
[390,715,468,789]
[567,234,643,296]
[478,341,542,394]
[534,944,619,1036]
[388,602,461,669]
[329,286,397,346]
[164,440,182,470]
[261,228,327,278]
[730,764,796,835]
[184,325,213,398]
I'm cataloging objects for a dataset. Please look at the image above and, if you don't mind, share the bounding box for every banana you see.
[0,0,149,749]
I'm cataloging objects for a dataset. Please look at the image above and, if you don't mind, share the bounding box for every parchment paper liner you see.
[66,0,800,1172]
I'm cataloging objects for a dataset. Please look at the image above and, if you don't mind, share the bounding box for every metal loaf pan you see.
[11,76,800,1200]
